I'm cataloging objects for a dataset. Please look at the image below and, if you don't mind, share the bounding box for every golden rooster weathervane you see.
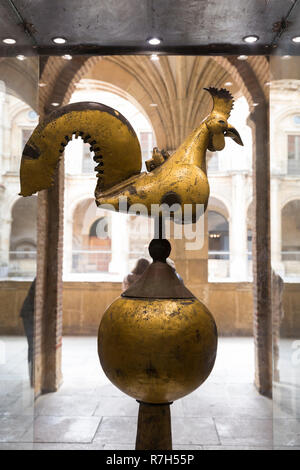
[19,87,243,450]
[19,87,243,221]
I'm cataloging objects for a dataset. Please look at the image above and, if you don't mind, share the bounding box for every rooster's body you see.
[20,88,243,222]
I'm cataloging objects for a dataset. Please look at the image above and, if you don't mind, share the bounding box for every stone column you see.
[0,216,11,274]
[34,158,64,395]
[109,211,129,277]
[250,105,272,398]
[2,98,10,175]
[0,80,5,179]
[230,173,248,281]
[63,212,73,278]
[270,177,284,276]
[0,83,10,275]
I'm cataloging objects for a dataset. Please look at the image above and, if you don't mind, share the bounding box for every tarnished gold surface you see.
[19,102,141,196]
[98,296,217,403]
[95,87,243,221]
[19,89,242,222]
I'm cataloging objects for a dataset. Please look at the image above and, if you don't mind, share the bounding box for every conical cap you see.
[122,261,195,299]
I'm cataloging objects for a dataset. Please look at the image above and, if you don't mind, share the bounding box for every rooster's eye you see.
[218,120,225,124]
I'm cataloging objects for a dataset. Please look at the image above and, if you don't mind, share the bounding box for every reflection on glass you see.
[0,57,38,448]
[270,55,300,449]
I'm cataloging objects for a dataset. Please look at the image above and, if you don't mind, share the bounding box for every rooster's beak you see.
[225,124,243,146]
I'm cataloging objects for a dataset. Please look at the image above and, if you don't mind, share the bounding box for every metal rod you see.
[154,213,165,239]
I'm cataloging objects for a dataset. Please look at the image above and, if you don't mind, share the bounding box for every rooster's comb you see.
[204,87,234,119]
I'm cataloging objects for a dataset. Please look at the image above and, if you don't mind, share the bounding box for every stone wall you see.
[1,280,299,338]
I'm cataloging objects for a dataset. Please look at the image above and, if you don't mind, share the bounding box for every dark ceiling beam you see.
[0,44,291,58]
[1,0,299,57]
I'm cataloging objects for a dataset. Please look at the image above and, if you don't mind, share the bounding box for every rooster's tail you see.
[19,102,142,197]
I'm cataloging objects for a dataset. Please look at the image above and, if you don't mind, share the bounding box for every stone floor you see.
[0,336,299,450]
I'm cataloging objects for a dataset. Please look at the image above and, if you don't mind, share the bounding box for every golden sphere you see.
[98,296,217,403]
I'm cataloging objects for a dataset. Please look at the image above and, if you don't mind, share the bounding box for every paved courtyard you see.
[0,336,299,450]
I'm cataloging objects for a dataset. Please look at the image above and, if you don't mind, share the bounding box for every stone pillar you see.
[230,173,248,281]
[34,158,64,395]
[0,80,5,179]
[63,211,73,278]
[2,99,10,175]
[109,211,129,277]
[270,177,284,276]
[250,105,272,398]
[0,83,9,275]
[0,216,11,273]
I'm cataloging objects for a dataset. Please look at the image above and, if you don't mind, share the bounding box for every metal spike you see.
[95,162,104,171]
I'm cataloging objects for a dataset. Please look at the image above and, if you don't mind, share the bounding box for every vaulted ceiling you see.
[38,54,269,149]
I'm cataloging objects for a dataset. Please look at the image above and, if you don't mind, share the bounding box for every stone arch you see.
[89,217,110,238]
[272,104,300,124]
[281,198,300,214]
[10,195,37,227]
[72,78,156,135]
[213,56,267,108]
[72,197,112,244]
[281,194,300,211]
[0,58,39,111]
[3,194,22,221]
[40,55,267,150]
[8,99,31,122]
[73,198,97,241]
[67,77,157,167]
[69,194,97,223]
[207,195,230,221]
